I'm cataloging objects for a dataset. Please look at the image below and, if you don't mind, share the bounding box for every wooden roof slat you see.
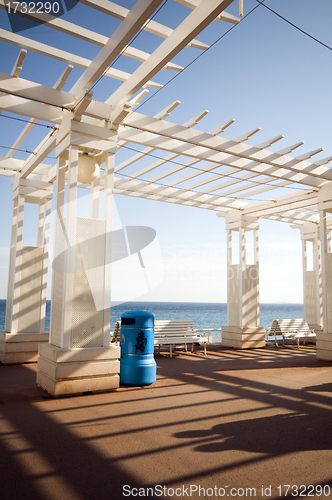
[106,0,236,114]
[78,0,210,50]
[0,2,182,71]
[0,29,163,89]
[5,66,73,160]
[119,114,325,187]
[70,0,164,97]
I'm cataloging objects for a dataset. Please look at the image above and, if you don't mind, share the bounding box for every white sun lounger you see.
[267,319,316,348]
[111,320,218,358]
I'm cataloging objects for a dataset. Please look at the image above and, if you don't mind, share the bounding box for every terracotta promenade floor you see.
[1,344,332,500]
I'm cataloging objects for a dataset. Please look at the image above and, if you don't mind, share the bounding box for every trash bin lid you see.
[121,310,154,328]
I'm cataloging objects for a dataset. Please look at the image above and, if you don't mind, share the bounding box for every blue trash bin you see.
[119,310,156,386]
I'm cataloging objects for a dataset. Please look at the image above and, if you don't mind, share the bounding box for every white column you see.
[103,152,115,347]
[90,174,100,219]
[294,222,322,331]
[221,212,265,349]
[63,145,78,350]
[226,229,232,326]
[302,238,308,322]
[5,195,24,333]
[37,129,120,396]
[10,194,25,334]
[49,153,66,348]
[36,200,45,248]
[239,224,245,327]
[254,228,260,326]
[319,210,328,333]
[39,198,52,334]
[1,183,51,364]
[316,237,323,329]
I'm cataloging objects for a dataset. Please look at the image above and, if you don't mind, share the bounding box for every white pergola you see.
[0,0,331,393]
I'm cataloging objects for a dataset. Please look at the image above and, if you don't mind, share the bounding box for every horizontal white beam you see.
[6,66,73,159]
[0,2,181,71]
[106,0,235,112]
[0,94,62,122]
[174,0,240,24]
[0,28,162,89]
[120,112,332,186]
[113,176,246,211]
[78,0,209,50]
[242,189,318,216]
[0,72,75,109]
[70,0,164,97]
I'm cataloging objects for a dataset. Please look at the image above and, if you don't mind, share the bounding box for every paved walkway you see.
[1,344,332,500]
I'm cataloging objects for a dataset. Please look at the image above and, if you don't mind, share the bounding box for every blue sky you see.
[0,0,332,304]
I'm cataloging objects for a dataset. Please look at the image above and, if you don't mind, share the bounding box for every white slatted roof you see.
[0,0,331,226]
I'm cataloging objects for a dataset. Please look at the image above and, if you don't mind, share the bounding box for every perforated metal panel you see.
[50,216,66,347]
[305,270,318,326]
[17,246,43,333]
[228,264,240,326]
[71,217,106,348]
[326,253,332,332]
[228,264,259,327]
[5,246,15,332]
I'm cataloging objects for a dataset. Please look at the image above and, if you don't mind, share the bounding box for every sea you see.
[0,300,304,343]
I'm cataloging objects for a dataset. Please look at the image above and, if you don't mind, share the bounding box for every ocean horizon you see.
[0,300,304,343]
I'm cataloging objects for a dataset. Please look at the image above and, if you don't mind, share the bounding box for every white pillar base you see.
[316,332,332,361]
[222,326,266,349]
[37,343,120,397]
[0,332,49,365]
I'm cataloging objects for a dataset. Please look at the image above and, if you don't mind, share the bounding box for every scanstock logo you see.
[5,0,78,33]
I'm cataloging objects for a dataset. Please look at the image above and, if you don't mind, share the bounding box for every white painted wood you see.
[103,152,115,347]
[90,176,100,219]
[106,0,236,112]
[320,210,328,333]
[63,146,78,350]
[79,0,209,50]
[121,113,332,185]
[40,198,51,334]
[0,3,181,70]
[11,49,27,77]
[11,195,24,334]
[0,71,76,108]
[70,0,164,97]
[49,154,66,348]
[0,28,162,89]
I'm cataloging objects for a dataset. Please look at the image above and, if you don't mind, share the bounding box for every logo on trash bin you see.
[135,331,147,353]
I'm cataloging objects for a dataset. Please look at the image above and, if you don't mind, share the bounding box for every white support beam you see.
[182,110,209,128]
[209,119,235,136]
[115,115,224,188]
[20,132,57,179]
[70,0,164,97]
[11,49,27,77]
[174,0,240,23]
[113,175,246,210]
[233,128,261,143]
[0,71,76,109]
[120,112,332,186]
[242,189,318,217]
[0,2,182,71]
[78,0,209,50]
[0,94,62,122]
[154,101,181,120]
[119,125,322,187]
[6,65,73,159]
[0,29,162,89]
[106,0,236,113]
